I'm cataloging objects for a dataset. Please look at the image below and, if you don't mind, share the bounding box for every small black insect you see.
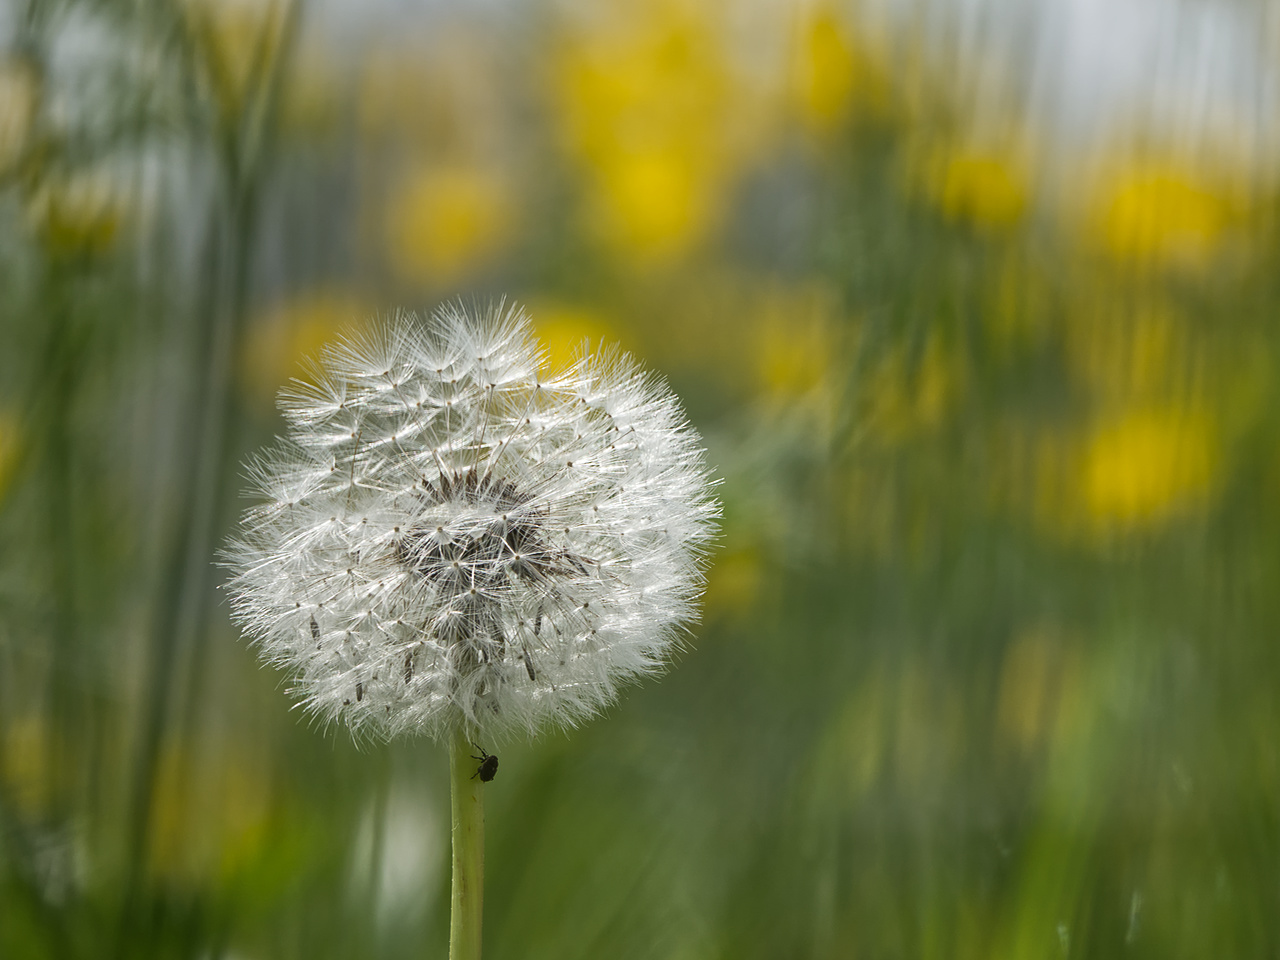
[471,747,499,782]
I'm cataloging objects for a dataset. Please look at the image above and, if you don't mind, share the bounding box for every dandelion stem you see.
[449,726,485,960]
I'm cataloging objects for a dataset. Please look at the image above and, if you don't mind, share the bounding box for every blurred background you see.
[2,0,1280,956]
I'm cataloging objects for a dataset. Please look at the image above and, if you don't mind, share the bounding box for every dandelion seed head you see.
[225,301,718,743]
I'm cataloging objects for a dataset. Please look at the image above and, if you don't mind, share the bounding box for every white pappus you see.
[224,301,719,743]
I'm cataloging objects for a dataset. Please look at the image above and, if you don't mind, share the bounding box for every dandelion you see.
[224,300,717,958]
[227,299,716,740]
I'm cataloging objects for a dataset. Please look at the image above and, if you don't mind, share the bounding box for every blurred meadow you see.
[3,0,1280,957]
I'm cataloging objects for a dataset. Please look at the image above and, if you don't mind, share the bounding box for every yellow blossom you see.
[1032,404,1220,539]
[552,1,770,264]
[794,6,857,133]
[590,148,713,261]
[918,142,1030,231]
[241,290,373,405]
[1093,163,1234,269]
[528,303,619,373]
[1080,406,1218,529]
[791,4,889,134]
[385,163,511,284]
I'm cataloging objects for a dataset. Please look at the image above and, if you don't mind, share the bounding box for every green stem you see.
[449,727,485,960]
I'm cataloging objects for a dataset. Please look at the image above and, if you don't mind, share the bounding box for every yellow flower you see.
[385,163,511,284]
[794,6,857,133]
[919,143,1030,231]
[241,290,373,405]
[1080,406,1218,529]
[590,148,713,261]
[1032,404,1220,539]
[940,152,1028,228]
[1093,163,1234,269]
[527,302,619,373]
[551,1,770,264]
[791,4,889,134]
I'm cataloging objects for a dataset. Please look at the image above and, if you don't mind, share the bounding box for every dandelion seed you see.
[224,301,718,743]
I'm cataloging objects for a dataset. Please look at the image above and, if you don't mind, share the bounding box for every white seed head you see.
[225,301,718,743]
